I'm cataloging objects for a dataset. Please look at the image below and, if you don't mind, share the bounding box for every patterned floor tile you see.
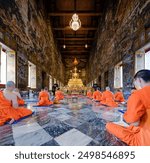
[54,108,71,114]
[87,140,100,146]
[14,129,53,146]
[64,118,85,128]
[41,139,60,146]
[12,122,43,139]
[77,122,101,139]
[55,114,73,121]
[0,96,126,146]
[0,125,15,146]
[55,129,93,146]
[43,122,73,137]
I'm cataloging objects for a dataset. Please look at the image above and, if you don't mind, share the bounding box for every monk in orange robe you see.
[92,88,102,101]
[0,81,32,126]
[37,87,53,106]
[114,89,125,102]
[86,89,93,98]
[106,69,150,145]
[101,87,118,107]
[55,88,64,101]
[13,88,25,105]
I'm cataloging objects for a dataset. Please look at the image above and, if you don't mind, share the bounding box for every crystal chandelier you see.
[69,13,81,31]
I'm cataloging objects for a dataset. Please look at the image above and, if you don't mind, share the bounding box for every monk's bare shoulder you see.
[3,89,17,101]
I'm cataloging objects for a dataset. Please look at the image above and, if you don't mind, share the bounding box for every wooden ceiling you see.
[45,0,107,70]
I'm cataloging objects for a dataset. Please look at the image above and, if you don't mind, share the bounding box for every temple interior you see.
[0,0,150,146]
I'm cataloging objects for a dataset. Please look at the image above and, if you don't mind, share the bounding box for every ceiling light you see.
[69,13,81,31]
[85,44,88,48]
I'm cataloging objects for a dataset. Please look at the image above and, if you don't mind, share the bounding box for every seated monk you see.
[86,89,93,98]
[55,88,64,101]
[106,69,150,145]
[0,81,32,126]
[114,89,125,103]
[37,87,53,106]
[13,88,25,105]
[92,87,102,101]
[101,87,118,107]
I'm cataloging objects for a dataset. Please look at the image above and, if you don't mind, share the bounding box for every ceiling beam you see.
[48,12,102,17]
[61,50,89,53]
[56,38,94,41]
[53,27,97,31]
[60,42,92,45]
[63,55,88,58]
[61,45,92,48]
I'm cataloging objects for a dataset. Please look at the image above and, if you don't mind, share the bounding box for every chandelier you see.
[69,13,81,31]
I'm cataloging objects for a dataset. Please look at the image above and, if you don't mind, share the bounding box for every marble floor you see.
[0,95,127,146]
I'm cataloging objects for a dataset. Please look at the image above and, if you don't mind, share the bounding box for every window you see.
[0,43,16,84]
[135,43,150,73]
[145,50,150,69]
[91,80,94,87]
[114,62,123,88]
[0,50,7,84]
[7,51,16,82]
[135,51,145,73]
[54,78,57,84]
[28,61,36,88]
[49,75,52,90]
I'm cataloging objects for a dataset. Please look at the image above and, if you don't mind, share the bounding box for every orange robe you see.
[17,98,25,106]
[114,92,125,102]
[0,92,32,126]
[55,90,64,101]
[87,91,92,98]
[93,90,102,101]
[106,86,150,146]
[37,91,53,106]
[101,90,118,107]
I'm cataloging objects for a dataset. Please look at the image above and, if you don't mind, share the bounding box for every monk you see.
[114,89,125,102]
[92,87,102,101]
[106,69,150,146]
[55,88,64,101]
[0,81,32,126]
[37,87,53,106]
[86,89,93,98]
[13,88,25,106]
[101,87,118,107]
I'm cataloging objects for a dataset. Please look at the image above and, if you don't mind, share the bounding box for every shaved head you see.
[106,86,110,91]
[6,81,15,88]
[6,81,15,91]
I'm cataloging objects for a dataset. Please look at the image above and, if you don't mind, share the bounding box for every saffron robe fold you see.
[106,86,150,146]
[0,92,32,126]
